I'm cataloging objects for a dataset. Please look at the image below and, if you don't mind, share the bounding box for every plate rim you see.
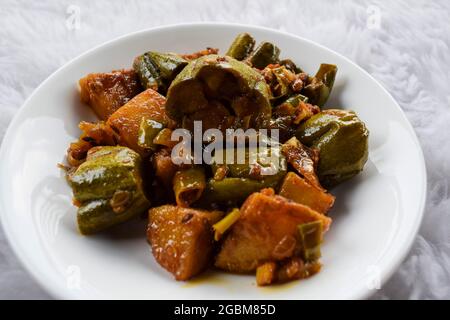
[0,22,427,300]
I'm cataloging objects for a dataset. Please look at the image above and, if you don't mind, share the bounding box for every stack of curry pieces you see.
[64,33,368,286]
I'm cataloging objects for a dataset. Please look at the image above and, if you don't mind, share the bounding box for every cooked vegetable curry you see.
[64,33,369,286]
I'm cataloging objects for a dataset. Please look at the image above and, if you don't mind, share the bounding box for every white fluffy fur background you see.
[1,0,449,299]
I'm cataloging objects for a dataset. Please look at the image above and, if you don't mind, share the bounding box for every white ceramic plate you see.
[0,23,426,300]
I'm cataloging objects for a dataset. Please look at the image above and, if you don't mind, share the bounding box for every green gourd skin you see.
[133,51,187,94]
[278,93,309,109]
[77,192,149,235]
[211,147,287,182]
[302,63,337,107]
[226,33,256,61]
[165,54,272,128]
[280,58,303,73]
[248,42,281,69]
[199,147,287,206]
[68,146,150,234]
[133,53,161,90]
[296,109,369,188]
[198,177,277,207]
[298,221,323,262]
[147,52,188,86]
[137,118,165,152]
[173,166,206,207]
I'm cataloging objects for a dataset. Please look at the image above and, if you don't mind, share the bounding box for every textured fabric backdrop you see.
[0,0,449,300]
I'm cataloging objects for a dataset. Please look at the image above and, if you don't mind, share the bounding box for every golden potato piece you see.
[147,205,223,280]
[79,69,142,120]
[256,261,277,286]
[107,89,169,156]
[215,188,331,273]
[256,258,322,286]
[279,172,335,214]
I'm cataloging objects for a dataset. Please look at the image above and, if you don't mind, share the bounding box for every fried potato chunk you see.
[107,89,170,156]
[215,188,331,273]
[256,258,322,286]
[147,205,223,280]
[279,172,335,214]
[79,69,142,120]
